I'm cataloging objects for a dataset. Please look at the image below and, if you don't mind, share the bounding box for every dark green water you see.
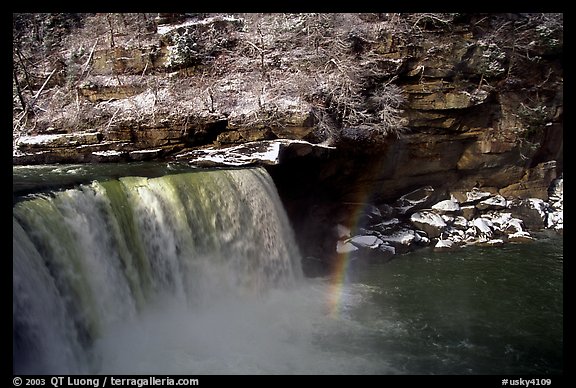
[13,162,199,197]
[326,237,563,374]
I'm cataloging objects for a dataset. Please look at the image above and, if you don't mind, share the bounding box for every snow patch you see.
[157,15,244,35]
[92,150,122,157]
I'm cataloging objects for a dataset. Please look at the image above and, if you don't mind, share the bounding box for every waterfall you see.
[13,167,303,374]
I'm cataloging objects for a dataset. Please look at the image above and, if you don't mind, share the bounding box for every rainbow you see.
[322,150,392,318]
[326,198,376,318]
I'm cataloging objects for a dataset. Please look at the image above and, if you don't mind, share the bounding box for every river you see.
[13,164,563,375]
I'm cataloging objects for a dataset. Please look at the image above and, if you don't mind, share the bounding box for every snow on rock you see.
[415,230,430,244]
[504,217,525,234]
[451,188,493,204]
[476,195,507,210]
[157,15,244,35]
[374,218,401,228]
[527,198,549,218]
[92,150,122,157]
[473,218,493,239]
[483,239,504,246]
[331,175,562,258]
[17,132,100,148]
[507,232,534,243]
[393,186,436,215]
[546,211,563,231]
[176,139,334,166]
[510,198,550,230]
[548,176,563,210]
[481,213,505,233]
[453,216,469,229]
[435,239,455,249]
[350,235,382,249]
[410,211,446,238]
[443,227,465,242]
[380,228,419,246]
[441,214,455,224]
[432,199,461,213]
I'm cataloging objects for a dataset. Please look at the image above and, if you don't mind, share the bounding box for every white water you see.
[16,168,348,374]
[92,283,394,374]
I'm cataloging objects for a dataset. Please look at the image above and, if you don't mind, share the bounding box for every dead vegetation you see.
[13,13,562,150]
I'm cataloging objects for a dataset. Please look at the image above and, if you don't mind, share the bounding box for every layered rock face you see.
[13,14,562,266]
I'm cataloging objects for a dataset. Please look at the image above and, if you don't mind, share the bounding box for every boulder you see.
[393,186,436,215]
[435,239,455,249]
[379,228,421,253]
[350,235,382,249]
[507,231,535,243]
[476,195,507,210]
[509,198,549,230]
[461,205,477,221]
[452,216,469,229]
[379,244,396,255]
[451,187,493,204]
[432,199,461,213]
[473,218,493,239]
[503,217,525,234]
[336,240,359,254]
[410,211,447,238]
[546,211,563,231]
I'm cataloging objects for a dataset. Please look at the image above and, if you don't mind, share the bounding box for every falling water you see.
[13,168,305,374]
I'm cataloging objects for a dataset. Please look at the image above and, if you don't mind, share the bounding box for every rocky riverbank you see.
[332,175,563,262]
